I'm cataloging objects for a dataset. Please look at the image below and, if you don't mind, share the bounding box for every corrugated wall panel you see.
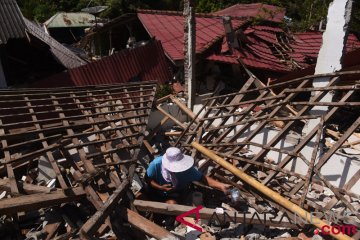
[0,0,26,44]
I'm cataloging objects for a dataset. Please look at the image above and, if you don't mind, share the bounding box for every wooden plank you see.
[0,178,52,194]
[157,105,187,129]
[26,97,68,189]
[300,117,324,207]
[261,84,351,185]
[325,169,360,210]
[50,95,96,174]
[0,119,19,194]
[0,187,86,214]
[134,200,298,228]
[169,95,199,122]
[125,208,178,240]
[143,140,156,155]
[80,180,129,238]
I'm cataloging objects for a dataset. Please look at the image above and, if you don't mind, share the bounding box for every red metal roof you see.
[137,10,246,62]
[214,3,285,23]
[207,23,360,73]
[289,32,360,68]
[32,40,171,87]
[206,54,238,64]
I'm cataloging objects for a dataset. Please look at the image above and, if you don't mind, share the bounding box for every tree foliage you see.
[17,0,360,32]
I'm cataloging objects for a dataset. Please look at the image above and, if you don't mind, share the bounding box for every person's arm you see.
[202,176,231,194]
[145,173,173,192]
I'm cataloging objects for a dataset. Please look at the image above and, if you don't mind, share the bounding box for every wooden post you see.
[184,0,196,109]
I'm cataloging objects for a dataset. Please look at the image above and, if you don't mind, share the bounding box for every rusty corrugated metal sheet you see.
[69,40,171,85]
[44,12,95,28]
[0,0,26,44]
[214,3,285,23]
[33,40,172,87]
[138,10,246,62]
[24,18,87,69]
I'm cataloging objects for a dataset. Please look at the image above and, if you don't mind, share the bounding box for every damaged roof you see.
[0,0,86,69]
[25,18,87,69]
[0,0,26,44]
[44,12,95,28]
[207,24,360,72]
[33,40,171,87]
[137,9,247,63]
[214,3,286,23]
[289,31,360,68]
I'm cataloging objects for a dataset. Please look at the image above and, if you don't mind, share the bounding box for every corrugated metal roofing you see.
[214,3,285,23]
[44,12,95,28]
[289,32,360,68]
[208,23,360,73]
[25,18,87,69]
[137,10,246,62]
[33,40,171,87]
[0,0,26,44]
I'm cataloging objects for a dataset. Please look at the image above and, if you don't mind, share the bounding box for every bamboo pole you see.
[191,142,353,240]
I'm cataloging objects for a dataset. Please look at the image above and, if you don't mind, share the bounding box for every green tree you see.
[16,0,360,33]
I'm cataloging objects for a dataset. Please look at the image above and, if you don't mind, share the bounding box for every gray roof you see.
[24,18,87,69]
[0,0,26,44]
[0,0,86,69]
[44,12,95,28]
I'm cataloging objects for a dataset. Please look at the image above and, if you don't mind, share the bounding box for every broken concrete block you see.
[257,171,267,180]
[311,183,324,193]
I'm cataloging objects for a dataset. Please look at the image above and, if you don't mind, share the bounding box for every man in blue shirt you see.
[144,147,231,204]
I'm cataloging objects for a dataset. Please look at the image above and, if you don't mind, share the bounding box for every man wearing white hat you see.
[144,147,231,204]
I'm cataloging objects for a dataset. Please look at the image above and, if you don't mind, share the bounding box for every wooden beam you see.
[169,95,199,122]
[0,187,86,214]
[0,178,52,194]
[156,105,186,129]
[143,140,156,155]
[134,200,298,228]
[126,208,178,240]
[80,180,129,239]
[191,142,353,240]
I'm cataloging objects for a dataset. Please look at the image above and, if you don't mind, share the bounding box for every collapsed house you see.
[1,69,360,239]
[32,39,172,88]
[0,0,86,88]
[0,81,162,239]
[76,3,360,96]
[136,5,360,92]
[150,69,360,240]
[44,12,96,44]
[0,0,360,240]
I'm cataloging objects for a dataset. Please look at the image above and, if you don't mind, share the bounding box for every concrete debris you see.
[0,3,360,238]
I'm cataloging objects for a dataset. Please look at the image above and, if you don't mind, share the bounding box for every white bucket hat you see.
[162,147,194,173]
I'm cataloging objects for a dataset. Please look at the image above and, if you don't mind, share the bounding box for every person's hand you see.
[219,183,232,194]
[161,184,174,192]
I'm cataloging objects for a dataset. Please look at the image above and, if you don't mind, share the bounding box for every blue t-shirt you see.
[146,156,203,192]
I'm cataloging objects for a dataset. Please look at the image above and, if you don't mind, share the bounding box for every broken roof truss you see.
[167,70,360,235]
[0,81,160,238]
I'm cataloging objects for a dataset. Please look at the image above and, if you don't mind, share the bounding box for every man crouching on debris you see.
[143,147,231,204]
